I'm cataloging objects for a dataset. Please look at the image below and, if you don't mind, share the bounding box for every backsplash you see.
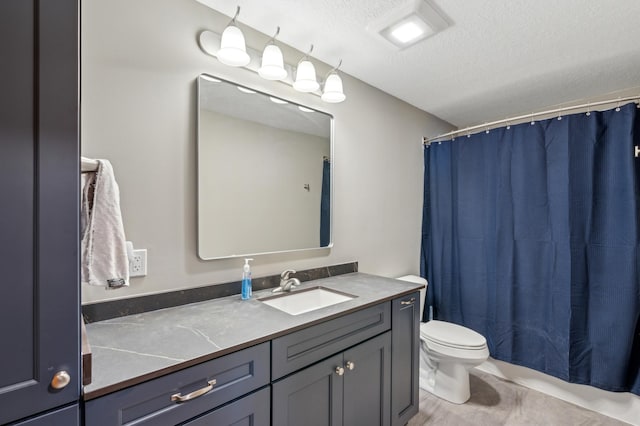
[82,262,358,323]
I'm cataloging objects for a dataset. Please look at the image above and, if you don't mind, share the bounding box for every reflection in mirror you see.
[197,74,333,260]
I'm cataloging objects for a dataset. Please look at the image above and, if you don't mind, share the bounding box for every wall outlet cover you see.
[130,249,147,277]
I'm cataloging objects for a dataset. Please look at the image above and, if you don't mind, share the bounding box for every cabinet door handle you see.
[171,379,217,403]
[345,361,355,371]
[335,366,345,376]
[401,297,416,305]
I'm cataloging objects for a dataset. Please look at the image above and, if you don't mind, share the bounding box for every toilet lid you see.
[420,320,487,350]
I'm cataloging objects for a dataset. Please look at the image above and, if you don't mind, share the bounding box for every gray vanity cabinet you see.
[272,332,391,426]
[0,0,80,424]
[391,292,420,426]
[83,290,421,425]
[271,302,394,426]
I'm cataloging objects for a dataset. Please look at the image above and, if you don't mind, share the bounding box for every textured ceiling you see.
[196,0,640,129]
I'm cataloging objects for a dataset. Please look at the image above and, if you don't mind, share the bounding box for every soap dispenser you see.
[241,258,254,300]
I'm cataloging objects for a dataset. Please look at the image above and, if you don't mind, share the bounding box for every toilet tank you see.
[396,275,427,320]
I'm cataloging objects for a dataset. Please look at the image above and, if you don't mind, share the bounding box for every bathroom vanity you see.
[83,273,421,425]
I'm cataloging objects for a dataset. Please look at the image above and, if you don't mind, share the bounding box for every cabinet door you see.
[0,0,80,424]
[272,353,344,426]
[183,387,270,426]
[343,332,391,426]
[391,292,420,426]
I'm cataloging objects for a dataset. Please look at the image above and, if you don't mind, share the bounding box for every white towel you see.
[81,159,129,288]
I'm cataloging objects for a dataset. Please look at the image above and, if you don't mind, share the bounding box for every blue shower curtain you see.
[421,103,640,394]
[320,158,330,247]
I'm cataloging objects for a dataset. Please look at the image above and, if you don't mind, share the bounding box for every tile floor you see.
[407,370,630,426]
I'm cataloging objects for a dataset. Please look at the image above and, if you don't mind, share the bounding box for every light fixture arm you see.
[265,26,281,47]
[325,59,343,79]
[228,5,241,25]
[298,44,314,64]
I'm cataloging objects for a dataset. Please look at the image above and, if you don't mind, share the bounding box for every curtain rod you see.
[423,95,640,145]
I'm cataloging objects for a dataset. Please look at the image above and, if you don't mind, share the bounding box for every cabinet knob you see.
[345,361,355,371]
[400,297,416,305]
[335,366,345,376]
[51,371,71,389]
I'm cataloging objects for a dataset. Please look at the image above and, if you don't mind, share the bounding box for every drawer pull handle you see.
[345,361,355,371]
[401,297,416,305]
[171,379,217,403]
[335,366,345,376]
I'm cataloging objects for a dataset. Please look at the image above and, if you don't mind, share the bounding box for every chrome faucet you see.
[273,269,301,293]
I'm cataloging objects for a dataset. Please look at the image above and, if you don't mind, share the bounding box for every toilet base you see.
[420,357,471,404]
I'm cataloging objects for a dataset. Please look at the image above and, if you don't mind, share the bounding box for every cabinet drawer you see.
[85,342,269,426]
[272,303,391,379]
[183,386,270,426]
[12,404,79,426]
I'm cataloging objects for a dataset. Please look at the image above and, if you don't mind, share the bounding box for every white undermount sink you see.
[260,287,356,316]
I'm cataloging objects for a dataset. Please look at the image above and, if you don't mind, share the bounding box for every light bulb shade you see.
[258,44,287,80]
[321,73,346,103]
[217,25,250,67]
[293,60,319,92]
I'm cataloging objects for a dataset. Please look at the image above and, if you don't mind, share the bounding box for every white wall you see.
[81,0,453,303]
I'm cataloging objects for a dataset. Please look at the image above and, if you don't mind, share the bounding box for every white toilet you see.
[397,275,489,404]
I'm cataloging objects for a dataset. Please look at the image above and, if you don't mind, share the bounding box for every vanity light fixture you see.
[217,6,251,67]
[198,6,347,103]
[321,60,346,103]
[259,27,288,80]
[293,45,320,93]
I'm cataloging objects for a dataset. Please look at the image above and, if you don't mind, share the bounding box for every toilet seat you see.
[420,320,487,350]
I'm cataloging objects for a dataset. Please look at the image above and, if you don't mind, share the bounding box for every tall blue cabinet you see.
[0,0,80,424]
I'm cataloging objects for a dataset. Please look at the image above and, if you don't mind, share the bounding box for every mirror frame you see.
[196,74,334,260]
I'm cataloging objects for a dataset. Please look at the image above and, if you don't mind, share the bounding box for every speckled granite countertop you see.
[83,272,423,400]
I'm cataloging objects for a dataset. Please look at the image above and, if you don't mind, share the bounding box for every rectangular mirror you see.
[197,74,333,260]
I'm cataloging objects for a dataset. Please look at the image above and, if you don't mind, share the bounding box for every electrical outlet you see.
[129,249,147,277]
